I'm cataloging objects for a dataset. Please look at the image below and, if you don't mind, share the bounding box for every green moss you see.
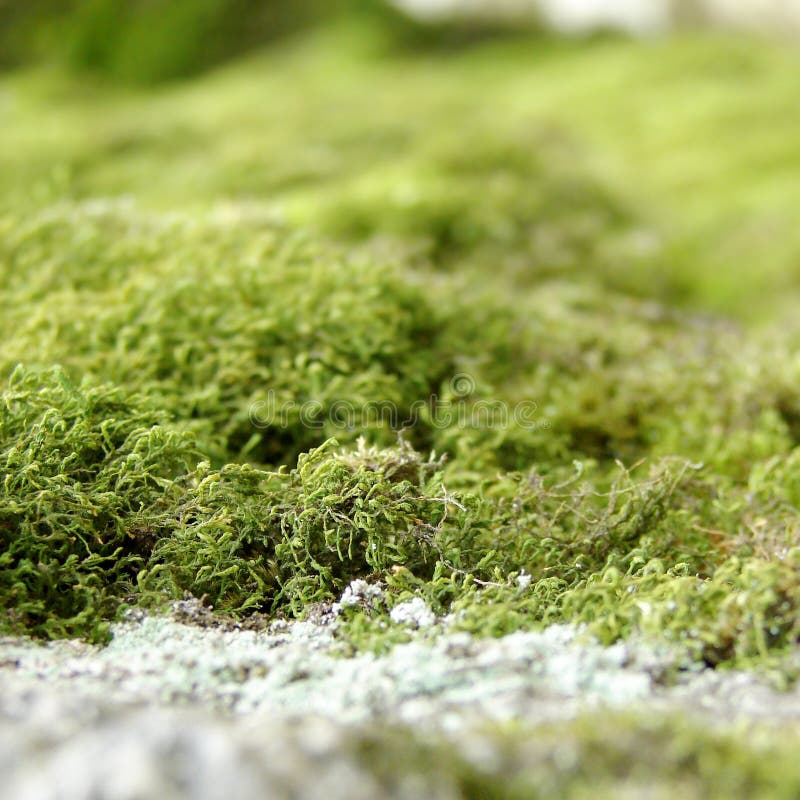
[0,207,455,464]
[142,437,477,617]
[339,454,800,672]
[1,19,800,680]
[0,366,200,641]
[562,553,800,671]
[0,370,481,636]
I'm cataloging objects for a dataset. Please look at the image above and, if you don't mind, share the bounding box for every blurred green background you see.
[1,1,349,82]
[0,0,483,83]
[2,0,798,324]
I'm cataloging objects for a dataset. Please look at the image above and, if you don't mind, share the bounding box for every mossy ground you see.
[2,15,800,685]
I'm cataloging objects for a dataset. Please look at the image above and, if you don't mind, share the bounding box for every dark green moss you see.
[142,437,474,616]
[0,366,200,641]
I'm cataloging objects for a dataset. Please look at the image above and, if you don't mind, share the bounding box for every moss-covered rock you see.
[1,19,800,685]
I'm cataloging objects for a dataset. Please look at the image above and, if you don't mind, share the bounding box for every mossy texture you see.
[0,367,199,641]
[0,209,451,464]
[1,15,800,684]
[142,438,472,617]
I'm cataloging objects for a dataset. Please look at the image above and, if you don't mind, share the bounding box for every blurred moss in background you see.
[0,0,435,84]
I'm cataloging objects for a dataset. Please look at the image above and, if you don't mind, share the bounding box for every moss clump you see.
[0,367,199,641]
[342,454,800,672]
[562,553,800,669]
[0,368,479,636]
[0,207,453,465]
[142,438,475,617]
[316,130,633,275]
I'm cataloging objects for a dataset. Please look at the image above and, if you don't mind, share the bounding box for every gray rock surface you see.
[2,608,799,799]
